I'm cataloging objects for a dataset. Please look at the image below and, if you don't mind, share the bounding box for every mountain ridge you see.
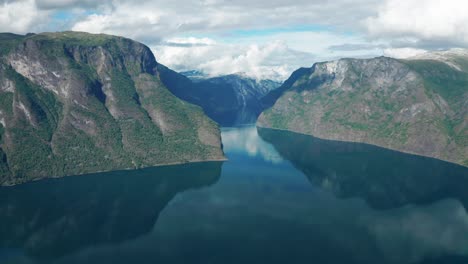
[160,67,281,126]
[258,52,468,166]
[0,31,225,185]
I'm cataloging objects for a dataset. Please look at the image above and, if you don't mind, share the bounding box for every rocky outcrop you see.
[258,53,468,166]
[0,32,224,185]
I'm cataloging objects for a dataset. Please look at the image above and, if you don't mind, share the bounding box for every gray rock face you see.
[0,32,224,185]
[259,54,468,167]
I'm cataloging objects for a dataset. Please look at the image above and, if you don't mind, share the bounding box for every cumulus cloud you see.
[383,48,428,58]
[0,0,48,33]
[35,0,106,10]
[2,0,378,79]
[72,2,168,42]
[151,30,381,80]
[221,126,283,163]
[71,0,378,43]
[3,0,468,79]
[152,37,314,81]
[366,0,468,47]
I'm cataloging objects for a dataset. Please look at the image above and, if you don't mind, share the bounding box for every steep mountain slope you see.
[258,53,468,166]
[158,68,281,126]
[0,32,224,185]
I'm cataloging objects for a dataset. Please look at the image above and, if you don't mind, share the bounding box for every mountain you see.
[192,74,281,125]
[179,70,209,81]
[258,52,468,166]
[0,31,224,185]
[159,69,281,126]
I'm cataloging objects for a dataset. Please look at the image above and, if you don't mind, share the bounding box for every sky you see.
[1,0,468,81]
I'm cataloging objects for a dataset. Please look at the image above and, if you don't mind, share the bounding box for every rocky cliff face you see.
[258,53,468,166]
[159,68,281,126]
[0,32,224,185]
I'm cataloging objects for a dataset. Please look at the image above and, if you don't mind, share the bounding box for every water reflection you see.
[258,127,468,210]
[0,162,222,262]
[221,126,283,163]
[362,200,468,264]
[107,127,465,264]
[1,126,468,264]
[150,197,468,264]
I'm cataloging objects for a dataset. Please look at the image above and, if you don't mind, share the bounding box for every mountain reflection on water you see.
[257,127,468,210]
[0,162,222,262]
[0,126,467,264]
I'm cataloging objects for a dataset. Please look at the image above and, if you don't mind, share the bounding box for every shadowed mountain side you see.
[260,67,313,110]
[157,65,281,126]
[258,127,468,210]
[0,161,223,261]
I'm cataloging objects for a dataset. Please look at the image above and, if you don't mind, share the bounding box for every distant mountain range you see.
[258,51,468,167]
[159,68,281,126]
[179,70,208,81]
[1,30,466,186]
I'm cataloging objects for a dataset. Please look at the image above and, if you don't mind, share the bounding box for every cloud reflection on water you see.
[221,126,283,164]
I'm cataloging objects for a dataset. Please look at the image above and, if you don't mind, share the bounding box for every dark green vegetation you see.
[0,161,222,261]
[0,32,224,185]
[258,54,468,166]
[158,66,280,126]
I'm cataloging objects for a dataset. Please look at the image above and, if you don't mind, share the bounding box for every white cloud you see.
[221,126,283,163]
[0,0,48,33]
[197,41,308,81]
[35,0,104,9]
[152,38,315,81]
[366,0,468,46]
[383,48,428,59]
[151,31,383,81]
[243,31,381,61]
[72,2,167,41]
[70,0,378,43]
[3,0,468,79]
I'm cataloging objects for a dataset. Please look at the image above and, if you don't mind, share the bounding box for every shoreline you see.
[1,157,228,187]
[256,125,468,168]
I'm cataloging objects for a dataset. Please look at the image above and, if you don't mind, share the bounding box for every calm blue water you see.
[1,126,467,264]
